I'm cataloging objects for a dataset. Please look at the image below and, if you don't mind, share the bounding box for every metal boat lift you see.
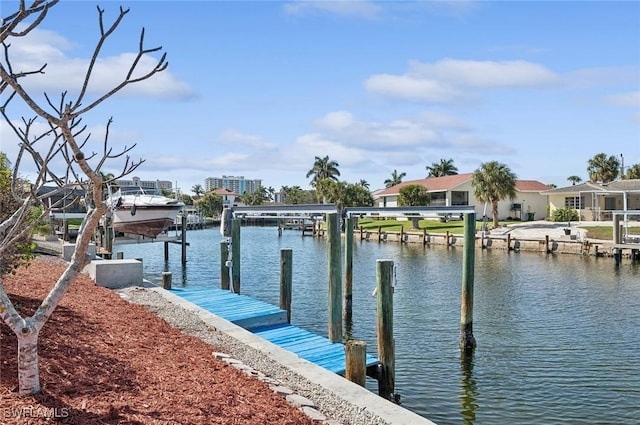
[229,204,476,219]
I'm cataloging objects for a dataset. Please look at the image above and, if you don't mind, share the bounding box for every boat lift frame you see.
[229,204,477,219]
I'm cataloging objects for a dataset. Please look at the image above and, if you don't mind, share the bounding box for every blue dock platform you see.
[170,286,380,375]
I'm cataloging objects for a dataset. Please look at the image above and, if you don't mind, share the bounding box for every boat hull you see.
[112,206,182,238]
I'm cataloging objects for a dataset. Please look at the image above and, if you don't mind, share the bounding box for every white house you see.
[375,173,551,220]
[210,188,240,209]
[543,179,640,221]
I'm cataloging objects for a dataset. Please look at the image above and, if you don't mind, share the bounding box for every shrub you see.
[550,207,579,222]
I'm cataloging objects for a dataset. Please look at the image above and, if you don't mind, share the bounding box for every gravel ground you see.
[118,286,392,425]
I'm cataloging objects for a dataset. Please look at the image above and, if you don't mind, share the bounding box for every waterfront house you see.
[375,173,551,220]
[210,187,240,209]
[543,179,640,221]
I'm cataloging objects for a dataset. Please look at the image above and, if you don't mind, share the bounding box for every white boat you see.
[108,187,184,238]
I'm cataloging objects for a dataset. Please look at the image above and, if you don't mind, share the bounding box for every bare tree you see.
[0,1,167,394]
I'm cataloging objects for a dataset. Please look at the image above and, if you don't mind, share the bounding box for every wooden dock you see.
[170,286,380,375]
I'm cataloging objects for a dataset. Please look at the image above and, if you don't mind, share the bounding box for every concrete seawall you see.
[352,222,634,259]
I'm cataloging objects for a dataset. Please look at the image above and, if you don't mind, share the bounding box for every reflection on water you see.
[459,351,477,425]
[115,227,640,425]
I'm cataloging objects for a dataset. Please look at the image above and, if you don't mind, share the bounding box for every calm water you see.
[115,227,640,425]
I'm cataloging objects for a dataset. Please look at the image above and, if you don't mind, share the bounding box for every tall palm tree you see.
[587,153,620,183]
[357,179,370,189]
[471,161,517,228]
[266,186,276,201]
[306,155,340,187]
[384,169,406,188]
[566,175,582,186]
[191,184,204,198]
[426,158,458,177]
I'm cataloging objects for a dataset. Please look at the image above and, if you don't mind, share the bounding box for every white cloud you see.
[606,91,640,107]
[313,111,443,148]
[5,28,194,100]
[219,130,277,149]
[366,58,558,103]
[365,74,461,103]
[449,133,516,155]
[283,0,381,19]
[315,111,355,131]
[409,58,558,87]
[417,111,468,130]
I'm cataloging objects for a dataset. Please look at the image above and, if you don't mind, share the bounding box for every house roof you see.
[377,173,551,196]
[542,179,640,194]
[211,188,238,196]
[516,180,552,192]
[604,179,640,191]
[377,173,473,196]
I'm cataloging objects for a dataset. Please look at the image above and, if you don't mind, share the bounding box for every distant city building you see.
[114,176,173,191]
[204,175,262,194]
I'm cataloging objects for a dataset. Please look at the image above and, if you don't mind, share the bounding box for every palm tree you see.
[266,186,276,202]
[286,185,306,205]
[384,169,406,188]
[626,164,640,179]
[471,161,517,228]
[426,158,458,177]
[567,175,582,186]
[99,171,116,193]
[357,179,370,189]
[587,153,620,183]
[191,184,204,198]
[306,155,340,187]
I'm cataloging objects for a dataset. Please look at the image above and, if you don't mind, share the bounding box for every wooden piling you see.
[181,214,187,265]
[378,226,382,243]
[614,248,622,265]
[231,218,241,293]
[164,241,169,262]
[162,271,172,290]
[613,215,622,244]
[220,240,230,290]
[446,230,451,247]
[545,235,550,253]
[376,259,395,401]
[105,221,113,259]
[460,213,477,351]
[345,340,367,387]
[280,248,293,323]
[507,233,512,251]
[344,217,353,334]
[327,212,343,343]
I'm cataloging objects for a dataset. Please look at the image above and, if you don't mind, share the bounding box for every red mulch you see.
[0,257,315,425]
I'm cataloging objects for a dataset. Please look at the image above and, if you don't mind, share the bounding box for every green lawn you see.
[356,218,503,234]
[356,218,640,240]
[579,225,640,240]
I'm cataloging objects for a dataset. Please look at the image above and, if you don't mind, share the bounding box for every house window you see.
[451,191,469,206]
[564,196,584,209]
[431,192,446,206]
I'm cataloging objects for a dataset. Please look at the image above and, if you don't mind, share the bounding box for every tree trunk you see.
[0,207,102,394]
[411,217,420,229]
[492,200,500,228]
[17,323,41,394]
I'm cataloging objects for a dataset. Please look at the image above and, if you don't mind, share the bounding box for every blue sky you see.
[2,0,639,195]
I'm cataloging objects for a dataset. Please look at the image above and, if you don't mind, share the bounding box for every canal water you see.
[115,227,640,425]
